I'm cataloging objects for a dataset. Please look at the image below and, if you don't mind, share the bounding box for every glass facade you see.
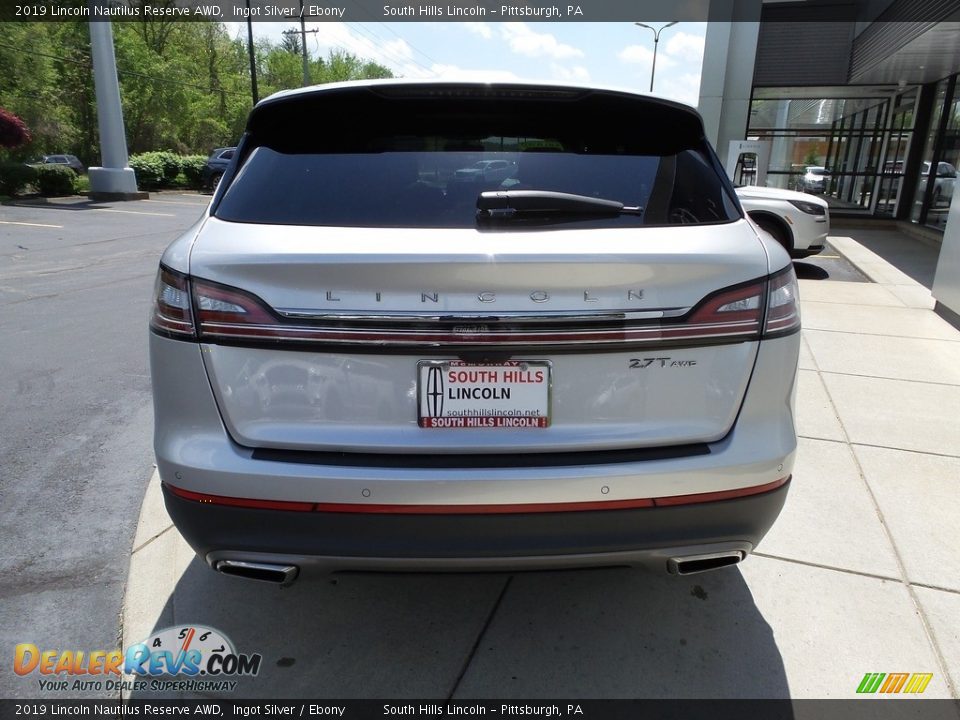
[747,77,958,230]
[910,76,958,231]
[747,92,917,214]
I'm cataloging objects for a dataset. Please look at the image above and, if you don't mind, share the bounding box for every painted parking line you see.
[144,199,210,207]
[92,208,175,217]
[0,220,64,229]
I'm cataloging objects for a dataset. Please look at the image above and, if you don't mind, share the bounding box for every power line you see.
[341,22,433,75]
[354,22,434,72]
[374,22,439,67]
[338,22,410,70]
[337,0,440,67]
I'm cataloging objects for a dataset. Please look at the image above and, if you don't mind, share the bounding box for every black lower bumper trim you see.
[163,481,790,566]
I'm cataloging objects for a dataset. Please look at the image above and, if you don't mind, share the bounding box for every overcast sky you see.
[231,21,707,106]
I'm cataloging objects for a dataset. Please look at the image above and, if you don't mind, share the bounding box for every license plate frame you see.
[417,360,552,429]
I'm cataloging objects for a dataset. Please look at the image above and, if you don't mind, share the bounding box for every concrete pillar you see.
[88,21,142,199]
[698,1,762,158]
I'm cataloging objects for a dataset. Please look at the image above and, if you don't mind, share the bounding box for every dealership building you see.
[698,0,960,319]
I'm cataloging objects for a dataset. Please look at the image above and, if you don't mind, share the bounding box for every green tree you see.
[0,21,393,161]
[0,23,68,160]
[803,145,822,166]
[314,49,394,83]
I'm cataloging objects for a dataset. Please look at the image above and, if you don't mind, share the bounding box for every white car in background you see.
[735,185,829,259]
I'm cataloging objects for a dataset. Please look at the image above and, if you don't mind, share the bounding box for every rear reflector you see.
[164,477,789,515]
[166,485,314,512]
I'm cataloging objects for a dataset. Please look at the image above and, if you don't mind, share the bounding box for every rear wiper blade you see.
[476,190,643,219]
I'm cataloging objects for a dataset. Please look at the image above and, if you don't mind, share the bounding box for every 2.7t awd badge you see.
[629,357,698,369]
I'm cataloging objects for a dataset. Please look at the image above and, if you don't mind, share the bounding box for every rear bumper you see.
[163,479,789,574]
[151,328,799,572]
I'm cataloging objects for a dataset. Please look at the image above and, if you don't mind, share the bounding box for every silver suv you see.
[150,81,799,585]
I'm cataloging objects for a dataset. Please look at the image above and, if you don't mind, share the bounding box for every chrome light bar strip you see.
[275,308,682,323]
[199,319,761,346]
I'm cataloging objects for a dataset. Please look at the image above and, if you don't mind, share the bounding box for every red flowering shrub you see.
[0,109,31,149]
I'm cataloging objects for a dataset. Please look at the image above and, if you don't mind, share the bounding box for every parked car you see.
[797,166,830,193]
[736,184,829,258]
[33,154,85,174]
[201,147,235,190]
[454,159,517,184]
[151,80,799,585]
[919,161,956,206]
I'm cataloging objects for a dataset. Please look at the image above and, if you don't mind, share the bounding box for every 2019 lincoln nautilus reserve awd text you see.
[149,80,800,585]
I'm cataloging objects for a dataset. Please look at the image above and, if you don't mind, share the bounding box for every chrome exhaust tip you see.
[668,551,744,575]
[214,560,299,586]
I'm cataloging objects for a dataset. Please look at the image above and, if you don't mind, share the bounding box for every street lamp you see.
[634,21,678,93]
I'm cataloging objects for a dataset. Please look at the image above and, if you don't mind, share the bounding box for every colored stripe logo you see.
[857,672,933,694]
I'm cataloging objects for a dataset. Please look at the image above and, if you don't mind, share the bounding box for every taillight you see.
[150,266,194,338]
[149,267,799,347]
[686,280,764,335]
[764,267,801,336]
[192,279,276,328]
[684,267,800,340]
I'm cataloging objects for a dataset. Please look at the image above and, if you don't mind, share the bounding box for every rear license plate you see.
[418,360,551,429]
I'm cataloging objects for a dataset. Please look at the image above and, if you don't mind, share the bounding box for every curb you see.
[121,467,181,698]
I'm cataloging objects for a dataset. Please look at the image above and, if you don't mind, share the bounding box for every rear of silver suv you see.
[150,81,799,584]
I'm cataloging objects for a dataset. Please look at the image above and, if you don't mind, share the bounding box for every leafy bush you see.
[0,161,37,196]
[35,164,77,196]
[180,155,207,189]
[129,152,166,189]
[130,151,185,188]
[155,151,182,183]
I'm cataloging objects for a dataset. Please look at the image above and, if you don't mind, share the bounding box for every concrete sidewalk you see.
[122,227,960,699]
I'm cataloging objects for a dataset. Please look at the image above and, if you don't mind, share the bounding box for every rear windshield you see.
[215,91,740,229]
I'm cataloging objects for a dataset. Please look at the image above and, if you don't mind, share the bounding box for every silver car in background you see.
[797,166,830,193]
[150,81,799,585]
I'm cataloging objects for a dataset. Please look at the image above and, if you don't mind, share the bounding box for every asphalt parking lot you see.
[3,197,959,702]
[0,195,208,699]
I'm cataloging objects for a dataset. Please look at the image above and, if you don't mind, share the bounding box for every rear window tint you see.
[215,89,740,229]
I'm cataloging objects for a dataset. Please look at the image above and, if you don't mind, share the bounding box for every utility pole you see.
[283,0,318,86]
[634,21,678,93]
[87,21,140,199]
[246,0,259,104]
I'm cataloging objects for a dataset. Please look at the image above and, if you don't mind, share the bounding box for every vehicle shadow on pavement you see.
[131,558,791,701]
[792,262,830,280]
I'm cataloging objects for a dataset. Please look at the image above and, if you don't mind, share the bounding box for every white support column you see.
[698,1,762,157]
[88,21,142,198]
[932,196,960,319]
